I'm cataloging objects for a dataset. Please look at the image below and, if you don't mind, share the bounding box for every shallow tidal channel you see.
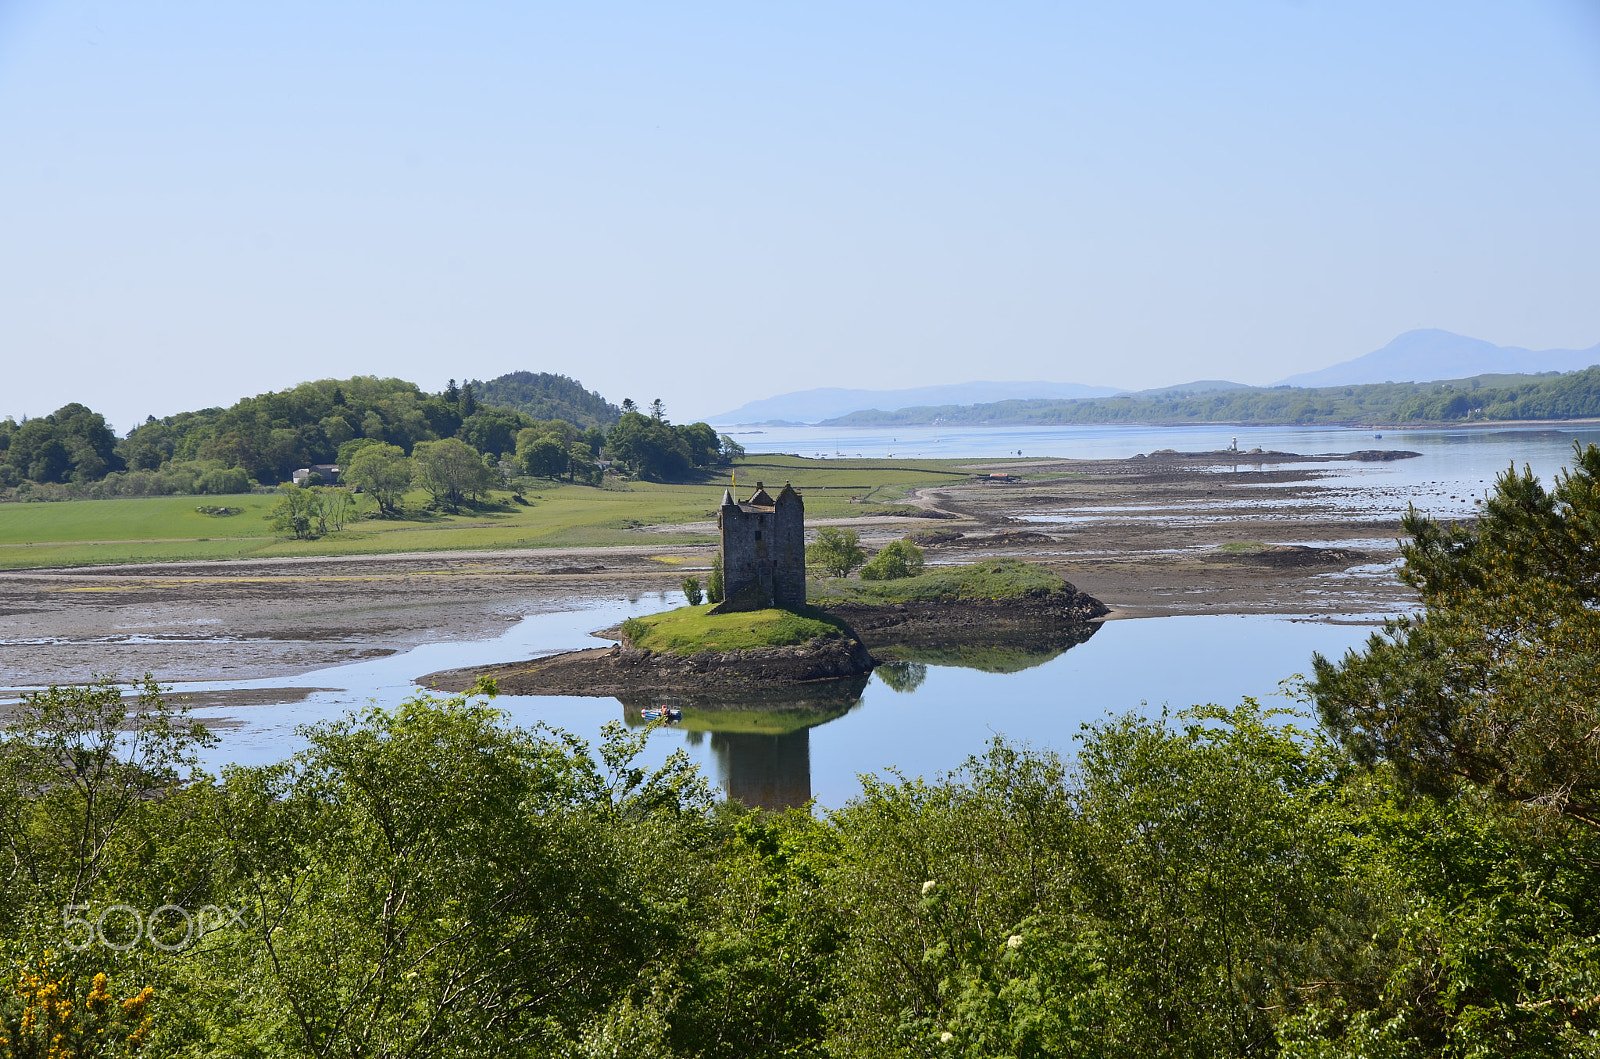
[160,595,1379,809]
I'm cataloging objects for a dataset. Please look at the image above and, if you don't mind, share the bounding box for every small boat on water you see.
[1374,433,1383,439]
[640,707,682,722]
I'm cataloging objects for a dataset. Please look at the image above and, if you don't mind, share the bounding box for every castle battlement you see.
[717,481,805,611]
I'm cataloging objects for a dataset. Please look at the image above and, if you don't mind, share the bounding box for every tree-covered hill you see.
[110,376,528,486]
[470,371,620,429]
[2,374,729,498]
[822,365,1600,427]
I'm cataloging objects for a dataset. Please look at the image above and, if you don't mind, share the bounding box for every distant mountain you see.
[470,372,620,429]
[710,381,1123,425]
[1278,329,1600,388]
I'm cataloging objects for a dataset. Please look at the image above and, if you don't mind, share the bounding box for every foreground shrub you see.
[860,539,925,581]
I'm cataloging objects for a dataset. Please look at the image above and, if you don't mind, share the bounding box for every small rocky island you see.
[422,482,1107,696]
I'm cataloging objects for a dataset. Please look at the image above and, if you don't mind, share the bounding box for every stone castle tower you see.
[715,481,805,611]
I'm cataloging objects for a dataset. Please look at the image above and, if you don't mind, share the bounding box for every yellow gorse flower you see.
[2,959,156,1058]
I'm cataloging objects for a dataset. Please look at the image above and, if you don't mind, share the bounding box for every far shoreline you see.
[714,417,1600,431]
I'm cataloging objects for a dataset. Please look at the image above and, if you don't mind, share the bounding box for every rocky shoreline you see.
[422,632,876,697]
[423,586,1109,696]
[820,586,1108,648]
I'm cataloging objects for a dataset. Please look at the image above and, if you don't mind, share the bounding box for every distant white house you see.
[291,463,341,486]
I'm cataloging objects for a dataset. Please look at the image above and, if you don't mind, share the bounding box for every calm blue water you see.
[174,599,1375,808]
[728,420,1600,473]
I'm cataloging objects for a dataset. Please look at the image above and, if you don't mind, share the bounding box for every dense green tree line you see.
[0,403,121,487]
[824,365,1600,427]
[2,376,730,499]
[3,697,1596,1056]
[7,448,1600,1055]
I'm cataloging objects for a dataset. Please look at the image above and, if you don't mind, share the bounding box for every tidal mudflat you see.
[0,444,1447,689]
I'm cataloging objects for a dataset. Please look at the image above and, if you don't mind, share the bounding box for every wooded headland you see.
[820,365,1600,426]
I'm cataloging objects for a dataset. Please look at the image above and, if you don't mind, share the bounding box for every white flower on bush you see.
[921,880,937,895]
[1006,934,1024,950]
[939,1031,954,1044]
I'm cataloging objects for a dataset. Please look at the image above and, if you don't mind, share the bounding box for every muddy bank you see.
[423,633,875,697]
[0,547,710,686]
[819,587,1109,648]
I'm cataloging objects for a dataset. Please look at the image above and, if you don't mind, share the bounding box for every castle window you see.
[755,531,762,541]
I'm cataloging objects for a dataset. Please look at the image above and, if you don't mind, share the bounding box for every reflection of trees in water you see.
[867,621,1101,675]
[875,661,928,693]
[617,675,868,737]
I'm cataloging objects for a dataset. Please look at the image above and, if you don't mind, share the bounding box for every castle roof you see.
[746,483,775,507]
[720,488,736,507]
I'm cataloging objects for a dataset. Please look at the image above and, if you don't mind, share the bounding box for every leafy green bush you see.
[3,679,1600,1054]
[859,539,925,581]
[195,467,251,494]
[807,527,866,578]
[707,550,725,603]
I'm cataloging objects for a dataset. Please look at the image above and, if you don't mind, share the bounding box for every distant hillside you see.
[711,381,1123,424]
[1278,329,1600,388]
[1133,380,1250,397]
[470,372,620,429]
[821,367,1600,427]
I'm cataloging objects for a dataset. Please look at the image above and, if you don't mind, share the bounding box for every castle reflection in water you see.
[620,623,1102,809]
[712,730,815,809]
[620,673,868,810]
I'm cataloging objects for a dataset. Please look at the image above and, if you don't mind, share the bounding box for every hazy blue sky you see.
[3,1,1598,430]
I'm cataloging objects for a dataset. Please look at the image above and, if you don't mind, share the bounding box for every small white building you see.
[291,463,341,486]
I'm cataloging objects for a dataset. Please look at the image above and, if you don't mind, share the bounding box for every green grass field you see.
[621,604,849,655]
[0,455,980,570]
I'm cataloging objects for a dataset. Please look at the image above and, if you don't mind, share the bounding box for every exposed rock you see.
[950,530,1060,549]
[820,585,1109,648]
[1345,449,1423,461]
[907,530,967,547]
[421,633,875,697]
[1206,545,1372,569]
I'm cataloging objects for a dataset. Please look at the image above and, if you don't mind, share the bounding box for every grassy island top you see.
[620,605,849,655]
[808,558,1070,606]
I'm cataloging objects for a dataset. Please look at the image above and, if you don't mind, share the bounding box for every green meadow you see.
[0,455,978,569]
[621,604,849,655]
